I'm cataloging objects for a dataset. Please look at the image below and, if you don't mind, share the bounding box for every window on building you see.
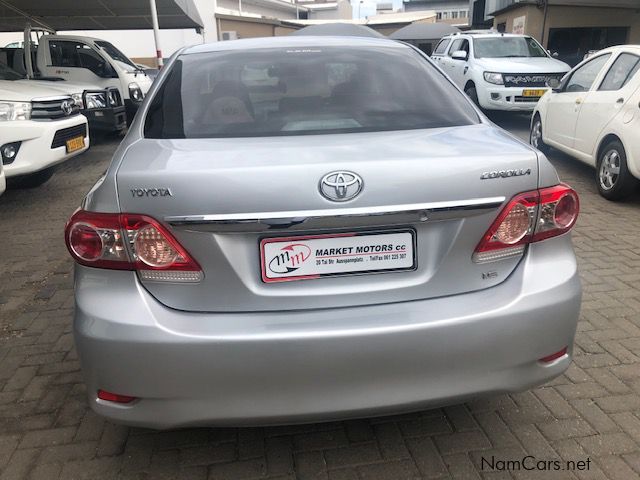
[459,11,467,18]
[452,11,458,19]
[436,12,442,20]
[599,53,640,91]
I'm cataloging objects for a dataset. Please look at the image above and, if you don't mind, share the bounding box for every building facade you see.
[470,1,640,66]
[404,0,470,24]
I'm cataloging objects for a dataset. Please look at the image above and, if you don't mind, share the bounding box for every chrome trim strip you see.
[31,95,73,102]
[165,197,505,232]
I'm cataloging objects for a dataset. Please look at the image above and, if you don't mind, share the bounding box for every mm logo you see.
[268,244,311,274]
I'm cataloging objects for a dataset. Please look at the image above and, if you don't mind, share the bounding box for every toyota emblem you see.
[61,100,74,116]
[319,171,363,202]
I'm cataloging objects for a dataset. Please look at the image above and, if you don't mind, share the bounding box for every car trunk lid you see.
[116,124,539,312]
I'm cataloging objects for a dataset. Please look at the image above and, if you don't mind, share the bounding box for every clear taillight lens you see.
[65,210,203,282]
[474,184,579,263]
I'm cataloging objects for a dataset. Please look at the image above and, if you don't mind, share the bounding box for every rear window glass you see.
[144,46,479,138]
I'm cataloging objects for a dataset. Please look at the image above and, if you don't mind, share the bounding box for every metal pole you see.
[149,0,163,68]
[540,0,549,47]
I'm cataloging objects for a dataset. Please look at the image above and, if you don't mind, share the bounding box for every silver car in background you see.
[65,36,581,428]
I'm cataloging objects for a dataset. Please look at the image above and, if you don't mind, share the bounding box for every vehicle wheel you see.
[9,167,55,189]
[530,115,550,154]
[464,84,480,107]
[596,140,638,201]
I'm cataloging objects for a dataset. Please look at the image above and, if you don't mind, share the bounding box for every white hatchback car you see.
[531,46,640,200]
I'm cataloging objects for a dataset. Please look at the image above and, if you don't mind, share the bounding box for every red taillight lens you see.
[68,223,104,261]
[65,210,202,282]
[474,184,579,262]
[539,346,568,363]
[97,389,137,404]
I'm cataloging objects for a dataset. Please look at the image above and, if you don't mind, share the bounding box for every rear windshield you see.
[144,46,479,138]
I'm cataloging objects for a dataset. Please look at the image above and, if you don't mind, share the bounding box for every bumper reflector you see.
[539,347,568,363]
[97,390,137,404]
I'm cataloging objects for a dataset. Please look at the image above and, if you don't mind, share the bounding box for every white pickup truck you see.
[19,29,152,123]
[1,64,89,188]
[1,46,127,133]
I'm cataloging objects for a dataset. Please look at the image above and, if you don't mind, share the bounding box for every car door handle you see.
[616,98,624,104]
[575,98,582,104]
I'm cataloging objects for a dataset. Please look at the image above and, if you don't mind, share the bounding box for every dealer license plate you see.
[65,136,85,153]
[522,89,547,98]
[260,231,416,283]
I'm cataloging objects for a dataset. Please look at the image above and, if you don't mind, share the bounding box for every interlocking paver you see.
[1,116,640,479]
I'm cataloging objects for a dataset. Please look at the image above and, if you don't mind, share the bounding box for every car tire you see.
[530,115,551,155]
[596,140,638,201]
[10,167,55,189]
[464,84,480,107]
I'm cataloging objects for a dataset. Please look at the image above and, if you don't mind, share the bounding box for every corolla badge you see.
[268,244,311,274]
[480,169,532,180]
[319,171,363,202]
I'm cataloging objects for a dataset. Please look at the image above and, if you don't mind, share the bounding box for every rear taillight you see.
[65,210,203,283]
[474,184,579,263]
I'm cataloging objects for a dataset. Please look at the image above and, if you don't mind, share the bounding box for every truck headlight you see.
[0,101,31,121]
[72,93,84,110]
[128,83,143,102]
[85,92,107,109]
[483,72,504,85]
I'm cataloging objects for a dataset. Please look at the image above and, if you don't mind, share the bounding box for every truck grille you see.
[503,73,564,88]
[51,124,87,149]
[32,96,81,120]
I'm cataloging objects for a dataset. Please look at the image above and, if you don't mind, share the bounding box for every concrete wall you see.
[218,18,278,38]
[308,1,353,20]
[492,5,640,46]
[486,0,639,22]
[218,0,300,19]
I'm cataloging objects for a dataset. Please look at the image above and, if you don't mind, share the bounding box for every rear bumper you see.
[83,106,126,132]
[3,116,89,178]
[74,236,581,429]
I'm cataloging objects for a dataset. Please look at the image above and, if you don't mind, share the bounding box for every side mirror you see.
[552,52,559,58]
[451,50,468,61]
[546,78,561,91]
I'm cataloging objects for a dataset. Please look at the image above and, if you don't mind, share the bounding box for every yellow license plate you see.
[522,89,547,97]
[65,136,85,153]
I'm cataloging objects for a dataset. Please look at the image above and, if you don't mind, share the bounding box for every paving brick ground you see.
[1,116,639,480]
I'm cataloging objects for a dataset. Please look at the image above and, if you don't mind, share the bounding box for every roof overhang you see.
[0,0,204,32]
[490,0,640,17]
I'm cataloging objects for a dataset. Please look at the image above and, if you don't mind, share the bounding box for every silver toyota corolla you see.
[65,36,581,428]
